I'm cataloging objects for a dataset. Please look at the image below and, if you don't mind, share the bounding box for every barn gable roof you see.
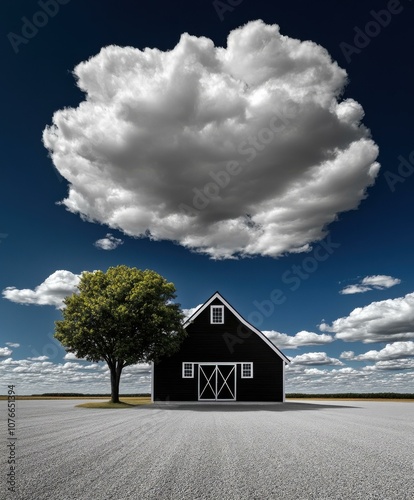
[183,291,290,364]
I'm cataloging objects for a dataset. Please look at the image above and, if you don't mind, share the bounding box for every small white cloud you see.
[124,363,152,375]
[289,352,343,366]
[83,364,100,370]
[303,368,328,376]
[62,362,86,370]
[63,352,86,361]
[333,367,361,375]
[339,350,355,360]
[27,356,49,361]
[353,341,414,362]
[374,359,414,370]
[264,330,333,349]
[340,284,371,295]
[2,270,81,309]
[6,342,20,348]
[0,347,13,357]
[43,20,379,260]
[321,292,414,343]
[362,275,401,289]
[340,275,401,294]
[94,233,124,250]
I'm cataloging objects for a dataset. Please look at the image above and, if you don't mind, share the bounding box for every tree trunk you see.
[109,361,123,403]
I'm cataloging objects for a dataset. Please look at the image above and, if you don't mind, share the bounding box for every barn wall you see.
[153,297,285,402]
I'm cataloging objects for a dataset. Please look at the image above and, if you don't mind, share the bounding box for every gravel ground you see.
[1,399,414,500]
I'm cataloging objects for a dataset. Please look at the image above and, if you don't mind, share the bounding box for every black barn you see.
[152,292,290,402]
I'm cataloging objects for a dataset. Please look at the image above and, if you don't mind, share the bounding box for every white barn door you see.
[198,364,236,401]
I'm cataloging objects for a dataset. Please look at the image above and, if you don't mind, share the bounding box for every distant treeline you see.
[35,393,151,397]
[286,393,414,399]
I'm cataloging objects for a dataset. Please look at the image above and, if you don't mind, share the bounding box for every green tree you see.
[55,266,186,403]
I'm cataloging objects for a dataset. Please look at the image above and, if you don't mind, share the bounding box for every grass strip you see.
[76,397,152,409]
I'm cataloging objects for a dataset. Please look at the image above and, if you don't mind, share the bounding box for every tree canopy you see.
[55,266,186,402]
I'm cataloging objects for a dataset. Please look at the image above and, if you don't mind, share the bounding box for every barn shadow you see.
[138,401,359,412]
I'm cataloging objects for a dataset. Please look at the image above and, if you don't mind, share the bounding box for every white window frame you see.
[241,362,253,379]
[210,305,224,324]
[182,362,194,378]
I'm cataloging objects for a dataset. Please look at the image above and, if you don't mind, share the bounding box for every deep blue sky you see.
[1,0,414,394]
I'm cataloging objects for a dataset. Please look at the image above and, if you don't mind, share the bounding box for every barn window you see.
[182,363,194,378]
[210,305,224,324]
[241,363,253,378]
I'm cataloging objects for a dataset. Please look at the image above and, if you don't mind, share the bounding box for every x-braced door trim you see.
[198,364,236,401]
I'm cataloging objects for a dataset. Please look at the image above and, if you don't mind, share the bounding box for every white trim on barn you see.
[151,361,154,403]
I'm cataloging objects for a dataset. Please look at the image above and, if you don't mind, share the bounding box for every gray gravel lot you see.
[1,399,414,500]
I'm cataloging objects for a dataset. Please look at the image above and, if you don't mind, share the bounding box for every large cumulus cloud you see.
[320,292,414,343]
[43,20,379,259]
